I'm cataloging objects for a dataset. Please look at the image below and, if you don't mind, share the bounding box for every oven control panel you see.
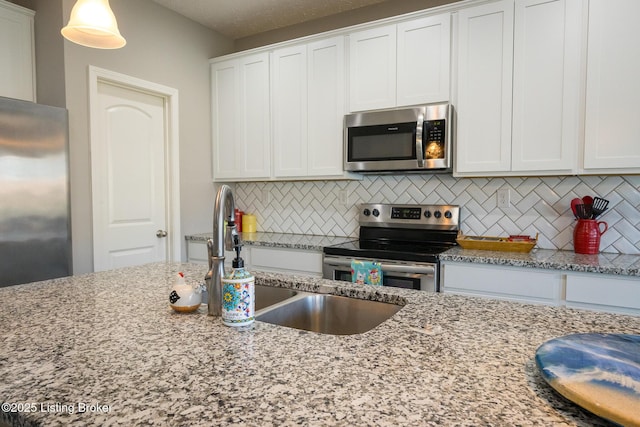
[360,203,460,230]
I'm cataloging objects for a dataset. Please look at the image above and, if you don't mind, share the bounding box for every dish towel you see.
[351,260,383,286]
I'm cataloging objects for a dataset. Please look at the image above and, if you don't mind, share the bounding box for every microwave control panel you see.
[423,119,446,159]
[424,120,445,143]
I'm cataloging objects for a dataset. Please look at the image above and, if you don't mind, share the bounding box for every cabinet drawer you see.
[566,274,640,315]
[250,247,322,276]
[442,262,563,305]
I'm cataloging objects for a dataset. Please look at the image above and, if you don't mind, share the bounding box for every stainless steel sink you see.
[254,284,298,311]
[256,294,402,335]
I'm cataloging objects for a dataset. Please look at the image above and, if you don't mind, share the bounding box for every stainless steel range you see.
[322,203,460,292]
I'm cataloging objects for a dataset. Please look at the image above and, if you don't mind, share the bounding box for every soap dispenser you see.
[221,236,255,328]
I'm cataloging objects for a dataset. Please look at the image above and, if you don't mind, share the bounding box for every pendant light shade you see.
[61,0,126,49]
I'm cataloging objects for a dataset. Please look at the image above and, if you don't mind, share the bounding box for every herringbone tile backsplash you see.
[235,175,640,254]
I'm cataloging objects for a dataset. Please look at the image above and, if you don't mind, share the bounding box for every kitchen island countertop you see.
[2,262,639,426]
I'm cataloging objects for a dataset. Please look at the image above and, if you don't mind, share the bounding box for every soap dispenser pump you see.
[221,236,255,328]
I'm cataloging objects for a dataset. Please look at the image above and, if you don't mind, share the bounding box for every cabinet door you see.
[511,0,582,172]
[584,0,640,170]
[212,53,271,180]
[397,14,451,106]
[211,59,241,179]
[272,45,308,177]
[0,1,35,102]
[456,1,514,173]
[238,53,271,179]
[349,25,397,112]
[307,36,346,177]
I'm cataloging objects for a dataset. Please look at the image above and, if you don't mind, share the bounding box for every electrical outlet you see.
[338,189,349,205]
[497,188,510,208]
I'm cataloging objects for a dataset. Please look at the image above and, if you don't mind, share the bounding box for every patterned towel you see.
[351,260,383,286]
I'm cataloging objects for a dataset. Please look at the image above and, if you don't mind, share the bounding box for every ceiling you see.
[151,0,396,39]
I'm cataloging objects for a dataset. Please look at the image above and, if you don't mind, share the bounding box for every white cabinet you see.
[250,247,322,277]
[0,0,35,102]
[511,0,582,172]
[583,0,640,172]
[397,14,451,107]
[272,36,347,178]
[566,273,640,316]
[211,52,271,180]
[349,25,397,112]
[187,240,248,270]
[307,37,348,177]
[442,262,564,305]
[455,1,514,173]
[455,0,583,176]
[186,240,322,277]
[272,45,307,178]
[442,260,640,315]
[349,13,451,112]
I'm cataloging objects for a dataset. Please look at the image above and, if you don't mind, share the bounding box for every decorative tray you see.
[535,333,640,427]
[456,232,538,253]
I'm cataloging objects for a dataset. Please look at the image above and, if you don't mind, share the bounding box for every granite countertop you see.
[440,247,640,277]
[186,231,355,252]
[186,232,640,277]
[2,262,640,426]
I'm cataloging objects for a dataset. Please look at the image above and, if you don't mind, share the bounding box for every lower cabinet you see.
[441,261,640,315]
[186,240,322,277]
[441,262,564,305]
[565,274,640,316]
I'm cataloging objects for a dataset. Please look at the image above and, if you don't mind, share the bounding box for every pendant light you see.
[61,0,126,49]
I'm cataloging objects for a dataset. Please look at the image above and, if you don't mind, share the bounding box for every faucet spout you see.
[205,184,237,316]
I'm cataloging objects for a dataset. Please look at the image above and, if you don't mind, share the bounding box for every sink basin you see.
[256,294,402,335]
[254,284,298,311]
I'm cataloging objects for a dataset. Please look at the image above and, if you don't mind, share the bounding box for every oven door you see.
[322,255,438,292]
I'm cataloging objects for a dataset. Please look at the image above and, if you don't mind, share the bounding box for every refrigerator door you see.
[0,96,71,287]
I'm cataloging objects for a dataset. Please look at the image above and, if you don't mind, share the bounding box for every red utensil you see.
[582,195,593,206]
[570,198,582,219]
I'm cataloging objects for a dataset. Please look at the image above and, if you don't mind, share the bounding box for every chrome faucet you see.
[204,184,240,316]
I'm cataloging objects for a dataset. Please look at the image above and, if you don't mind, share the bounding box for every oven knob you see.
[363,209,371,216]
[445,210,452,219]
[423,210,431,218]
[434,210,442,219]
[372,209,380,217]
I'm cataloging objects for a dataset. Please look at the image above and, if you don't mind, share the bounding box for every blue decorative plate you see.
[535,333,640,426]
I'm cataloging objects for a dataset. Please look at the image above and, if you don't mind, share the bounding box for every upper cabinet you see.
[583,0,640,172]
[211,52,271,180]
[272,36,348,179]
[212,36,354,182]
[455,1,514,173]
[348,13,451,112]
[0,1,35,102]
[455,0,583,176]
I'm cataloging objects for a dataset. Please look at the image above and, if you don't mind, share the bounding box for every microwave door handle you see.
[416,117,425,167]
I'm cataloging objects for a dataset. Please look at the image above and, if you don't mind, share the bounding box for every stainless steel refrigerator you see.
[0,96,71,287]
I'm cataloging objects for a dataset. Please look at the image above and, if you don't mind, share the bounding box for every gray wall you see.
[61,0,233,273]
[18,0,234,273]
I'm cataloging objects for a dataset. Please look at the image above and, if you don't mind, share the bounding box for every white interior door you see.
[90,73,174,272]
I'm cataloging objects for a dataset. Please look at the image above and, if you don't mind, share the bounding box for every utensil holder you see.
[573,219,608,254]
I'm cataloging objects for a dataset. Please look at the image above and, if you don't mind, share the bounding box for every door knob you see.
[156,229,168,238]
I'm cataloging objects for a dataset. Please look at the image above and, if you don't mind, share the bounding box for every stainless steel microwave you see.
[344,103,453,173]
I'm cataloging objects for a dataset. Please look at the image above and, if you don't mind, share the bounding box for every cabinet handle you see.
[156,229,168,238]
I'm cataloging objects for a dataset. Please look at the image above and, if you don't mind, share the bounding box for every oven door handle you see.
[325,258,435,275]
